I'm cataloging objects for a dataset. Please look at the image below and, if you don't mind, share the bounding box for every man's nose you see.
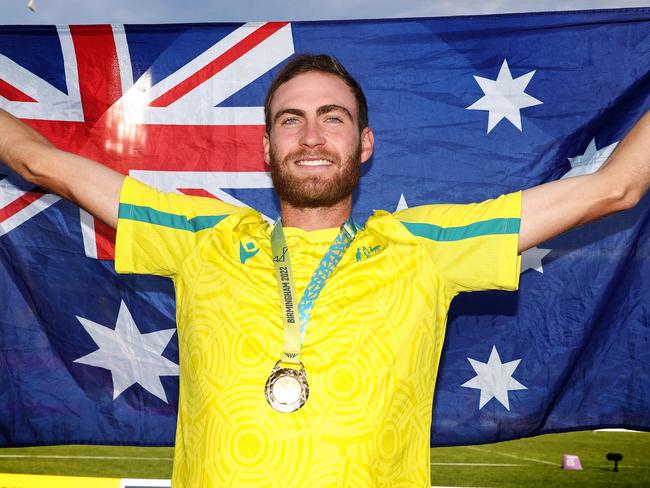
[299,120,325,148]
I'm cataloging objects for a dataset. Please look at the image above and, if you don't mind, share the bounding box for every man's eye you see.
[325,116,342,123]
[281,117,300,125]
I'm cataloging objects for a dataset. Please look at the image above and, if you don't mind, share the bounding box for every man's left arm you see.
[519,109,650,253]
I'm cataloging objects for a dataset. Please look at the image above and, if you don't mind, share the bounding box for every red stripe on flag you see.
[178,188,219,198]
[93,217,116,260]
[107,124,268,172]
[70,25,123,123]
[0,79,36,102]
[0,191,44,222]
[27,120,269,173]
[149,22,288,108]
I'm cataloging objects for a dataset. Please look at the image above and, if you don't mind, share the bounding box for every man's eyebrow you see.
[274,108,305,123]
[273,105,353,124]
[317,104,353,119]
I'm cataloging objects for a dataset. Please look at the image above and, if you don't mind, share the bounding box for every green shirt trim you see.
[400,217,520,242]
[118,203,227,232]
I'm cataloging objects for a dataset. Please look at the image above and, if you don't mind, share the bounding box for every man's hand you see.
[0,108,125,229]
[519,109,650,253]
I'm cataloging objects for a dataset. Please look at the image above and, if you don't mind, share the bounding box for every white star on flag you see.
[74,301,179,402]
[395,193,409,211]
[521,246,552,274]
[467,59,543,133]
[461,345,527,411]
[562,138,619,179]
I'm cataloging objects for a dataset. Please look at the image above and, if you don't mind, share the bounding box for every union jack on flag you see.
[1,10,650,448]
[1,22,291,258]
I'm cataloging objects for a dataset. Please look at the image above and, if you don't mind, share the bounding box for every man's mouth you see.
[295,159,334,167]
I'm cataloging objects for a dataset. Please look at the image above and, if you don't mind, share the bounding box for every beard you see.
[269,142,361,208]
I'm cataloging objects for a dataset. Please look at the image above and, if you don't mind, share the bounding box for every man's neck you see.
[280,198,352,231]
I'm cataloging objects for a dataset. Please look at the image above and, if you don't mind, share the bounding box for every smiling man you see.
[1,54,649,487]
[263,59,374,229]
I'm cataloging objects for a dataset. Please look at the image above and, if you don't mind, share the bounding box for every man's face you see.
[263,71,374,208]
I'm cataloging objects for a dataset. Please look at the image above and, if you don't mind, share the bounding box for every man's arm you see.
[0,108,124,229]
[519,109,650,253]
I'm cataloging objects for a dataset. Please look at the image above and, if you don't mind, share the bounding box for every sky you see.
[2,0,649,24]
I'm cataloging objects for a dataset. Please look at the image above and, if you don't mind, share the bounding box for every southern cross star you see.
[74,300,179,402]
[461,345,527,411]
[563,138,619,179]
[467,59,543,133]
[521,246,552,274]
[395,193,409,211]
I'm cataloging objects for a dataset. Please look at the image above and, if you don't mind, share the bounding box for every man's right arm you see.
[0,108,124,229]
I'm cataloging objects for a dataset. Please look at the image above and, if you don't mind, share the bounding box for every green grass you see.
[0,444,173,479]
[430,431,650,487]
[0,431,647,486]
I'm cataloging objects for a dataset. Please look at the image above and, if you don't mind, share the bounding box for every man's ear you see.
[263,132,271,165]
[360,127,374,164]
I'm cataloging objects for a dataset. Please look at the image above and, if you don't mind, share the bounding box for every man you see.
[1,54,648,487]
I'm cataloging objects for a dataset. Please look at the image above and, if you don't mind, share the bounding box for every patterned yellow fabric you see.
[115,176,521,488]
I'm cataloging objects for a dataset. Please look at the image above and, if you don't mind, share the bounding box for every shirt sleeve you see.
[394,192,522,293]
[114,176,238,277]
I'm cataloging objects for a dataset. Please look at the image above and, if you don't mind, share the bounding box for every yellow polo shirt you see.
[115,176,521,487]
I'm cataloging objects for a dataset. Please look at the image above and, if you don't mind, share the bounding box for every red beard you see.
[269,143,362,208]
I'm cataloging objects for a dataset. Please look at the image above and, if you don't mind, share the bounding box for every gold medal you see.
[267,219,356,413]
[265,360,309,413]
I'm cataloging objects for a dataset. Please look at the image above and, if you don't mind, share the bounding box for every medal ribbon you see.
[271,219,358,365]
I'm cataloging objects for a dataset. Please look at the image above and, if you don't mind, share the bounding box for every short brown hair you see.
[264,54,368,134]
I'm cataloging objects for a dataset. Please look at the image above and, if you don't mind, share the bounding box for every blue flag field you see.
[0,8,649,447]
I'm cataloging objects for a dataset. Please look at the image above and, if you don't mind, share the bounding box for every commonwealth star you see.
[74,301,179,402]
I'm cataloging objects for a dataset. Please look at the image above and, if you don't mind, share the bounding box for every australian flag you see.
[1,8,649,447]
